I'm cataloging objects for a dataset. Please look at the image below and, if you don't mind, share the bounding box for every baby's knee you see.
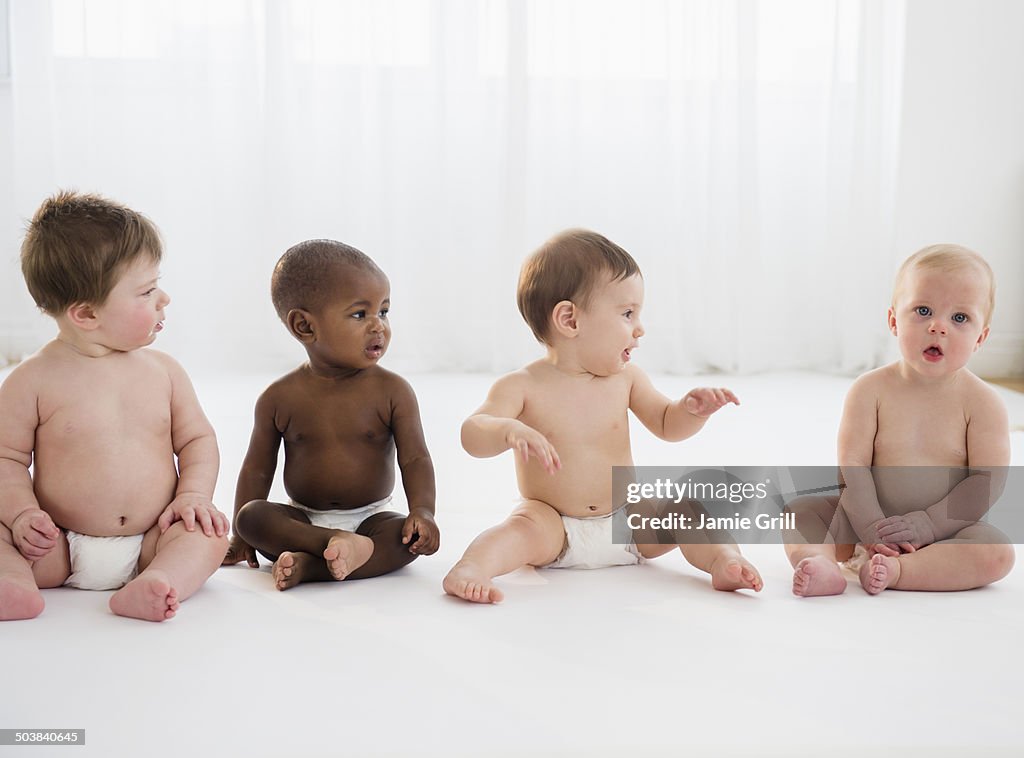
[234,500,271,541]
[506,509,554,534]
[161,519,230,552]
[0,578,45,620]
[981,542,1014,584]
[785,495,832,517]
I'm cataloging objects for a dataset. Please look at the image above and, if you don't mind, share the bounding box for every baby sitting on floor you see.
[785,244,1014,595]
[444,229,761,603]
[0,191,228,622]
[223,240,439,589]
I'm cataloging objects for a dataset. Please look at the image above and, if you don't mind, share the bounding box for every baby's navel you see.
[588,505,597,511]
[119,516,127,526]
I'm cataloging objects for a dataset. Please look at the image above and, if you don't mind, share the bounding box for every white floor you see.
[2,370,1024,758]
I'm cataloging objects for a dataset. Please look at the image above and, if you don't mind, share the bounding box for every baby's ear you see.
[66,302,100,331]
[551,300,578,338]
[286,309,316,343]
[974,325,990,352]
[886,307,897,336]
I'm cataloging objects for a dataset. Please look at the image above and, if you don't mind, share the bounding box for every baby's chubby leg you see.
[234,500,374,588]
[346,512,418,579]
[0,516,72,620]
[860,523,1014,594]
[0,531,44,621]
[444,500,566,604]
[110,520,228,622]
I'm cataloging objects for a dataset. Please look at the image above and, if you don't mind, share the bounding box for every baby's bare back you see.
[272,367,398,510]
[516,364,634,518]
[31,345,178,535]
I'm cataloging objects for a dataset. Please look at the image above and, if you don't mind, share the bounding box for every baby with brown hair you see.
[0,190,228,622]
[444,229,761,603]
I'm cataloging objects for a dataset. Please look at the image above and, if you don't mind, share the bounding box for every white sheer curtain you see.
[3,0,905,374]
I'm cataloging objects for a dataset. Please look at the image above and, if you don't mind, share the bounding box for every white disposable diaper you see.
[546,508,643,570]
[289,496,392,532]
[64,531,144,591]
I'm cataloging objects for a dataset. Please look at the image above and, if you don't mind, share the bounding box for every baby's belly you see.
[872,467,969,516]
[518,459,629,519]
[34,449,178,536]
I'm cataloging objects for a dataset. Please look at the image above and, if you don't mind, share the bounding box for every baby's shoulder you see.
[960,370,1007,419]
[846,364,898,401]
[263,364,307,392]
[131,347,190,376]
[369,365,414,391]
[0,353,46,399]
[1,343,76,397]
[256,365,314,411]
[492,363,546,398]
[367,366,421,408]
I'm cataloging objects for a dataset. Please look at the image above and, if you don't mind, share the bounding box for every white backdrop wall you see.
[891,0,1024,378]
[0,0,1020,377]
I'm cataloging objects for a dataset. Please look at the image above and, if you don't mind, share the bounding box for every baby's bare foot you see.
[860,553,900,595]
[710,554,763,592]
[323,532,374,580]
[272,551,319,591]
[109,570,179,622]
[0,577,45,620]
[792,556,847,597]
[443,562,504,603]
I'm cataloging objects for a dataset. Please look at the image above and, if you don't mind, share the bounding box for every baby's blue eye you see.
[952,312,968,324]
[915,306,931,317]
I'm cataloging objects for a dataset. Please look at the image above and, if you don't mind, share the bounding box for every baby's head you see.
[518,229,642,343]
[892,244,995,326]
[21,190,163,317]
[272,239,391,367]
[889,243,994,373]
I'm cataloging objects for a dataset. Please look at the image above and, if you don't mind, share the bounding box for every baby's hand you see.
[222,535,259,567]
[402,507,440,555]
[505,421,561,475]
[875,511,936,549]
[682,387,740,418]
[158,493,230,537]
[864,542,916,558]
[11,509,60,561]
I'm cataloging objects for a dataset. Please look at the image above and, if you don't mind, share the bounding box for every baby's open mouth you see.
[365,341,384,358]
[924,345,943,358]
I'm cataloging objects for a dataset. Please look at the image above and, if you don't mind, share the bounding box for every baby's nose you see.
[159,289,171,308]
[929,319,946,334]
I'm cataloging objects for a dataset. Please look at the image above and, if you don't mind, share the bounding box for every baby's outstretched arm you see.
[628,366,739,442]
[461,374,560,473]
